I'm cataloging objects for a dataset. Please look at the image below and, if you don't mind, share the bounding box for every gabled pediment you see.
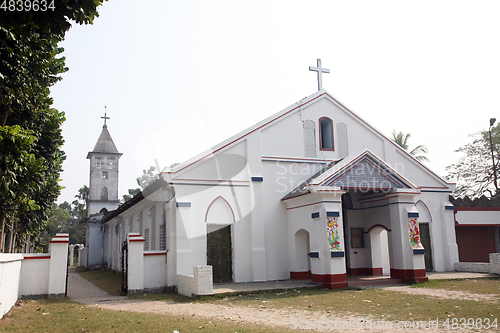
[282,149,417,201]
[317,149,416,190]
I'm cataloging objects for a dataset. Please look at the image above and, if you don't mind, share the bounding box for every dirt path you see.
[67,269,490,332]
[385,285,500,303]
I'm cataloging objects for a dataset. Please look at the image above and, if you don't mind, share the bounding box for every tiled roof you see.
[91,125,120,154]
[450,194,500,207]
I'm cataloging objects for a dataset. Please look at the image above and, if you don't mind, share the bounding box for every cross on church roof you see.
[309,58,330,91]
[101,110,110,127]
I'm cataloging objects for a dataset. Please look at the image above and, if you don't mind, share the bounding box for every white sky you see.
[51,0,500,204]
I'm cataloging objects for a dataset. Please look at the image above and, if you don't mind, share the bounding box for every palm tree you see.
[392,130,430,162]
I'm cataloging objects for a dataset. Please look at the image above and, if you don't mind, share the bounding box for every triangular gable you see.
[163,89,450,188]
[313,149,417,190]
[281,149,416,201]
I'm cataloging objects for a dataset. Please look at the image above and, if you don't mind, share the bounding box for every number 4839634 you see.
[1,0,55,11]
[443,318,498,330]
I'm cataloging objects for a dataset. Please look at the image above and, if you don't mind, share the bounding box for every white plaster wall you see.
[455,210,500,225]
[285,195,320,274]
[144,253,167,290]
[370,229,390,275]
[87,223,103,267]
[262,160,324,280]
[294,229,310,272]
[260,97,387,162]
[19,257,50,296]
[173,143,254,282]
[0,254,22,319]
[166,201,177,287]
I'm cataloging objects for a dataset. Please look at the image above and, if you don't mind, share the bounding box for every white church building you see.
[85,65,459,290]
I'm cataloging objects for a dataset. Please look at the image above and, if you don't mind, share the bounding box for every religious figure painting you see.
[408,217,423,249]
[326,217,342,251]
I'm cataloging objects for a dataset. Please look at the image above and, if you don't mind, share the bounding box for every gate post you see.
[126,233,145,294]
[48,233,69,298]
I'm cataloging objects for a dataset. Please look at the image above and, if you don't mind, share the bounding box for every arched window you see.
[319,117,334,150]
[101,187,108,201]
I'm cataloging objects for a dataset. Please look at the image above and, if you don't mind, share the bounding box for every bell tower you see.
[86,113,122,216]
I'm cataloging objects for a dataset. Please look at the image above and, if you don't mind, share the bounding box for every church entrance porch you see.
[342,191,393,277]
[342,190,428,283]
[284,150,429,288]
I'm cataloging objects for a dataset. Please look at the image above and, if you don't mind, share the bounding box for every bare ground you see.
[68,269,494,332]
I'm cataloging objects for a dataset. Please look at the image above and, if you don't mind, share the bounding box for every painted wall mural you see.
[408,217,423,249]
[327,217,342,251]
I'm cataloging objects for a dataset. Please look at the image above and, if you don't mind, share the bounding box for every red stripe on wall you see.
[24,256,50,260]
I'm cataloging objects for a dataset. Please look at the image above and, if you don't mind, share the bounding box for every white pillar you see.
[48,233,69,298]
[248,134,267,282]
[307,187,347,289]
[127,233,145,294]
[69,245,75,267]
[386,190,428,283]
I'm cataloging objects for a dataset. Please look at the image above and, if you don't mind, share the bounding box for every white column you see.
[386,190,427,283]
[48,233,69,298]
[247,134,267,281]
[127,233,145,294]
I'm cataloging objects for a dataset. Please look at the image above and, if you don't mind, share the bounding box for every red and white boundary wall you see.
[126,233,169,293]
[0,233,69,319]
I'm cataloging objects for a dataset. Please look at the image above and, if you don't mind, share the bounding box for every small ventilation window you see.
[102,171,108,179]
[319,117,334,150]
[144,228,150,251]
[159,224,166,251]
[303,120,316,158]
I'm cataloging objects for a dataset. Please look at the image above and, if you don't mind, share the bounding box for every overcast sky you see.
[51,0,500,204]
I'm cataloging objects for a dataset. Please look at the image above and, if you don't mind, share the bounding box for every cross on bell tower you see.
[101,108,110,127]
[309,58,330,91]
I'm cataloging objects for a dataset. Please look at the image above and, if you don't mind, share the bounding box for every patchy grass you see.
[129,285,500,322]
[205,287,500,322]
[0,299,294,333]
[77,269,123,296]
[76,270,500,326]
[412,277,500,296]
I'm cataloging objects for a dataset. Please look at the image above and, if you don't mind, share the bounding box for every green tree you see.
[0,1,106,251]
[121,188,141,204]
[392,130,430,162]
[446,124,500,199]
[136,166,159,189]
[0,125,44,252]
[121,166,159,204]
[121,164,175,204]
[72,185,89,219]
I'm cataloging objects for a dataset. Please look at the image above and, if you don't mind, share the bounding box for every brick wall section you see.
[455,262,490,273]
[177,266,213,297]
[490,253,500,274]
[455,253,500,274]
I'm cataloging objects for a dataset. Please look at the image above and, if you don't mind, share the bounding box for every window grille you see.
[159,224,166,250]
[144,228,150,251]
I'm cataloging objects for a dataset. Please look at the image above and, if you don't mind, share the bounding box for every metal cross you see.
[101,109,110,126]
[309,58,330,91]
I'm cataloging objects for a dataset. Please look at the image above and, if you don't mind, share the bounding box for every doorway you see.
[419,223,433,271]
[207,225,233,283]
